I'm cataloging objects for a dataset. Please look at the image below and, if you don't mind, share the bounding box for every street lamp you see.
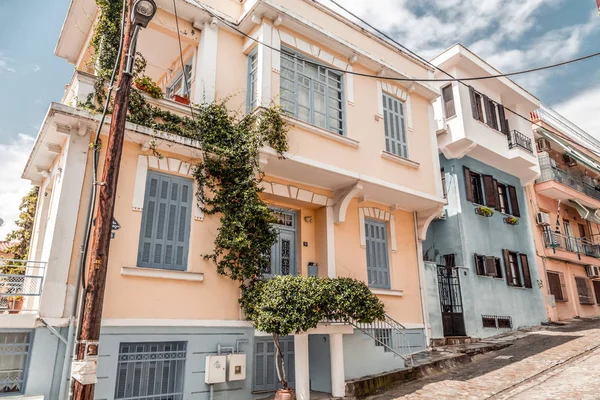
[124,0,157,75]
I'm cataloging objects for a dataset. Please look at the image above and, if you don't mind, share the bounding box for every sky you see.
[0,0,599,239]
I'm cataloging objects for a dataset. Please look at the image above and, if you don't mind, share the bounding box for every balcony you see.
[508,130,533,154]
[542,230,600,260]
[0,260,46,314]
[536,152,600,206]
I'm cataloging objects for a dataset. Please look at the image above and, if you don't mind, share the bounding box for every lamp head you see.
[131,0,157,28]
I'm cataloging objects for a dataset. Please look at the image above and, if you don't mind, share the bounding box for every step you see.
[431,336,479,347]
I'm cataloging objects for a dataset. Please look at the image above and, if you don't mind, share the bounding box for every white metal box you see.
[205,355,227,384]
[227,354,247,381]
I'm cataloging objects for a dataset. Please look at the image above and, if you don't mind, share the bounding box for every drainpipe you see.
[414,212,431,348]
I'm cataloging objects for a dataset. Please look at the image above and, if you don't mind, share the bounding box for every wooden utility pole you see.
[72,0,135,398]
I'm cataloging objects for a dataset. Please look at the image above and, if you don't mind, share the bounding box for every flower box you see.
[504,216,519,225]
[475,205,494,217]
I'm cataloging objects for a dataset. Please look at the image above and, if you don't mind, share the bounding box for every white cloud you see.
[33,64,41,73]
[0,134,35,240]
[0,53,16,74]
[554,85,600,140]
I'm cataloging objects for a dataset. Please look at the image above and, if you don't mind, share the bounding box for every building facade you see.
[3,0,445,398]
[528,106,600,321]
[423,45,547,340]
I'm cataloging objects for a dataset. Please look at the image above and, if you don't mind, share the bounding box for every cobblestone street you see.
[365,319,600,400]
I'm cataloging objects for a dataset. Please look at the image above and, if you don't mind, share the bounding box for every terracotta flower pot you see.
[274,389,295,400]
[8,298,23,314]
[172,94,190,105]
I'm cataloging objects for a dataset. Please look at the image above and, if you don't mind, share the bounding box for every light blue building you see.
[424,45,548,340]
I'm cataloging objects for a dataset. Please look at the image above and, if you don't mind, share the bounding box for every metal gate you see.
[437,265,466,337]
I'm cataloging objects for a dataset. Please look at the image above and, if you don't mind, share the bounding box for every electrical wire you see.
[191,0,600,84]
[172,0,195,117]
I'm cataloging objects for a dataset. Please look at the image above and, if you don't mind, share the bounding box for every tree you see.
[6,187,39,260]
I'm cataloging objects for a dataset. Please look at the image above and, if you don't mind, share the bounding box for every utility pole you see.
[72,1,156,399]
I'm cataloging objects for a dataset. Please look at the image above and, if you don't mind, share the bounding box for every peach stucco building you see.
[7,0,446,399]
[527,106,600,322]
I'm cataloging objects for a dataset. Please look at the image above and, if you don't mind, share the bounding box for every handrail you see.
[0,260,47,313]
[542,229,600,259]
[508,130,534,154]
[537,154,600,202]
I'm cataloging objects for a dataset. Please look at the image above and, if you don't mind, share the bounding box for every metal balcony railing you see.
[542,229,600,259]
[508,130,534,154]
[537,153,600,202]
[0,259,46,314]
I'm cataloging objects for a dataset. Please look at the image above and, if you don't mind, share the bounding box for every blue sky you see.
[1,0,599,238]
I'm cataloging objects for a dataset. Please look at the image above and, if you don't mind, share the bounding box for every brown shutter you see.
[469,87,479,120]
[519,254,533,288]
[442,85,456,118]
[593,280,600,304]
[493,180,501,211]
[486,256,497,277]
[547,272,563,301]
[482,175,496,208]
[503,249,514,286]
[483,95,494,128]
[507,185,520,217]
[498,105,509,135]
[558,272,568,301]
[464,167,473,202]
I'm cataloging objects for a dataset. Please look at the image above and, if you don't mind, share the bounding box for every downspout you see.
[414,212,431,348]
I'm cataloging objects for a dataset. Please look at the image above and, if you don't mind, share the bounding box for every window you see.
[486,98,499,130]
[138,171,193,271]
[495,258,503,279]
[115,341,187,400]
[469,87,485,123]
[442,253,456,268]
[497,183,509,214]
[0,331,31,395]
[280,48,344,135]
[469,87,510,134]
[474,254,502,278]
[382,93,409,158]
[468,170,484,205]
[474,254,486,276]
[593,280,600,305]
[441,168,448,199]
[166,60,193,99]
[441,84,456,118]
[365,218,390,289]
[547,271,567,302]
[575,277,594,305]
[502,250,532,288]
[247,49,259,112]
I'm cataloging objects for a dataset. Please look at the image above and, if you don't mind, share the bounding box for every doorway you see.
[266,209,297,277]
[437,265,466,337]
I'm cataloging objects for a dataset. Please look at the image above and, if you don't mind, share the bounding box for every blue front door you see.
[266,209,297,277]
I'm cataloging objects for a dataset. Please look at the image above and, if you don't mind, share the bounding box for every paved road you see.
[365,319,600,400]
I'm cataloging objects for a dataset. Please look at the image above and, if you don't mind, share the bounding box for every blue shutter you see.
[247,49,259,113]
[365,218,391,289]
[138,171,193,270]
[383,93,408,158]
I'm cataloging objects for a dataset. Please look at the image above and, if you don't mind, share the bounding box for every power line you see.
[192,0,599,83]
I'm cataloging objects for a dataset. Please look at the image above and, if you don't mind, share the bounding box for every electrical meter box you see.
[227,354,247,381]
[205,355,227,384]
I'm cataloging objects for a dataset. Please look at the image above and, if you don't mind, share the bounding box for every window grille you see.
[115,341,187,400]
[0,331,31,395]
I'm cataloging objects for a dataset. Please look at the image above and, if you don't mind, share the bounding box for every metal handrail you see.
[508,130,534,153]
[0,259,47,313]
[542,230,600,259]
[537,154,600,202]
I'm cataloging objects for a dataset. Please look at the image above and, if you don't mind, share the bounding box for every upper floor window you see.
[382,93,408,158]
[115,341,187,400]
[469,87,509,135]
[503,250,532,288]
[166,60,193,100]
[280,48,345,135]
[463,167,520,217]
[247,49,259,112]
[0,331,31,395]
[365,218,390,289]
[441,84,456,118]
[138,171,193,271]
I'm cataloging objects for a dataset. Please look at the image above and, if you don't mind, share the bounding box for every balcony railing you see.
[542,229,600,259]
[0,260,46,314]
[508,130,534,154]
[537,152,600,202]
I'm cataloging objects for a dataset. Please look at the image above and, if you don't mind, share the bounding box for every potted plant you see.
[133,75,164,99]
[475,205,495,217]
[241,276,385,399]
[7,296,24,314]
[171,94,190,105]
[504,216,519,225]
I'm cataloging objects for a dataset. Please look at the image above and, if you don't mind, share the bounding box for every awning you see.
[537,128,600,175]
[570,199,600,225]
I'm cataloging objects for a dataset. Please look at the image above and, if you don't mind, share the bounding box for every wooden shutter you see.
[365,219,391,289]
[519,254,533,288]
[138,171,193,271]
[464,167,474,202]
[547,272,563,301]
[482,175,496,208]
[593,280,600,305]
[575,277,594,305]
[507,185,520,217]
[486,256,497,277]
[483,95,494,128]
[503,249,514,286]
[469,87,480,120]
[442,85,456,118]
[474,254,482,275]
[493,180,501,211]
[498,105,509,135]
[558,272,568,301]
